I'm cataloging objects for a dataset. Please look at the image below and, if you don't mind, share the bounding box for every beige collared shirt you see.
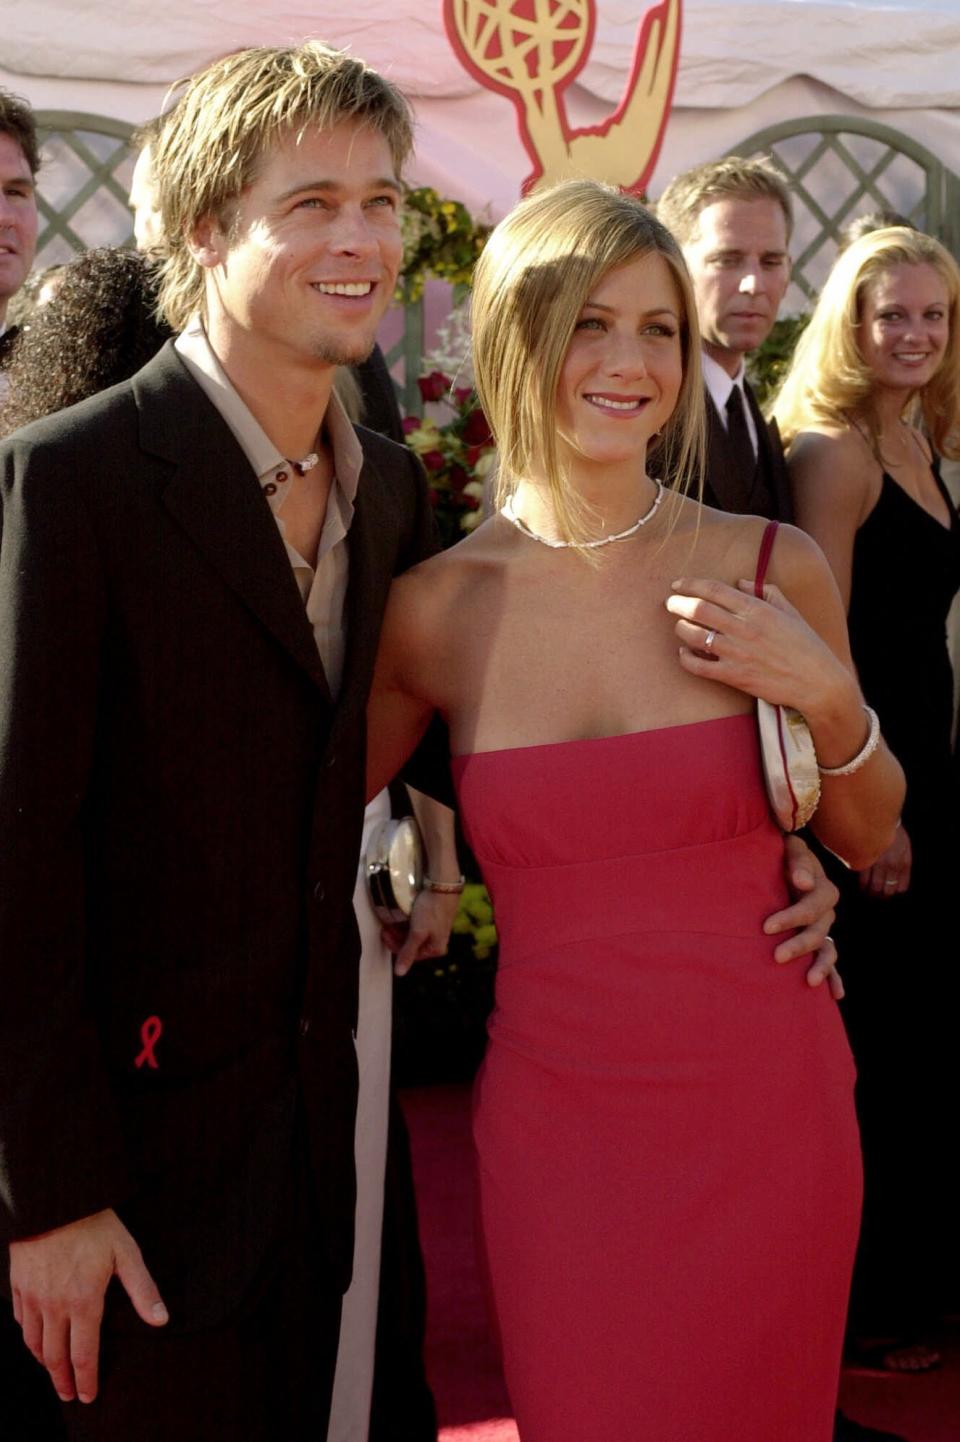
[175,319,363,700]
[701,349,759,457]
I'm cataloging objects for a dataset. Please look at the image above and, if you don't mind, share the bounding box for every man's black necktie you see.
[725,384,757,493]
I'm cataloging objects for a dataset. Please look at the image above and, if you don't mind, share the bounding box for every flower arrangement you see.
[398,186,492,304]
[403,370,497,549]
[451,882,498,959]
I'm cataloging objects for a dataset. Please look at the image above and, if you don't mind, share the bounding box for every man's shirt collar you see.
[174,318,363,509]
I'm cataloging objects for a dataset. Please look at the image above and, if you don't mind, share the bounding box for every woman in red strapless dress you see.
[369,181,905,1441]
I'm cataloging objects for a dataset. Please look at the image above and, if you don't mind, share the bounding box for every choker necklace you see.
[501,481,664,549]
[286,452,320,476]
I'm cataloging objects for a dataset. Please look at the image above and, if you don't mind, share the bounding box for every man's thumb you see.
[116,1243,169,1327]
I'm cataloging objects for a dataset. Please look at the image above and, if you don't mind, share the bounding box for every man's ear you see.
[186,214,224,269]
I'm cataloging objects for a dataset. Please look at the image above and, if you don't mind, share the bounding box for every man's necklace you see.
[500,481,664,549]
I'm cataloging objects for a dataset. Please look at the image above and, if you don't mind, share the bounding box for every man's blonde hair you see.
[773,226,960,460]
[153,42,413,331]
[656,155,793,248]
[471,179,705,551]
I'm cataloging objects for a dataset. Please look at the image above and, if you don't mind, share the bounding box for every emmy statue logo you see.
[443,0,681,195]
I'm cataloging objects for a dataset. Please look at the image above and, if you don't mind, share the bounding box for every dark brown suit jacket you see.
[0,341,438,1328]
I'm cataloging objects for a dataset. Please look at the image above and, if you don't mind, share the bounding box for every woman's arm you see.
[666,525,905,870]
[787,428,875,611]
[366,567,440,802]
[384,788,462,976]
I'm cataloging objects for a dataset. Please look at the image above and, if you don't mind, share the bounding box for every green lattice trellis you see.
[731,114,960,308]
[33,111,136,265]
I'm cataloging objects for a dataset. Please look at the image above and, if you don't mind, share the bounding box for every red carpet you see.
[402,1083,960,1442]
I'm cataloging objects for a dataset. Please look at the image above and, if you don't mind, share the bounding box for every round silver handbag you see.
[364,816,424,924]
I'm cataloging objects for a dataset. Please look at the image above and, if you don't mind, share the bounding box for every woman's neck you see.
[867,385,913,439]
[510,464,660,545]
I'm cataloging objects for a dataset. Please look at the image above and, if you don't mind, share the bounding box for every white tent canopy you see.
[5,0,960,107]
[3,0,960,220]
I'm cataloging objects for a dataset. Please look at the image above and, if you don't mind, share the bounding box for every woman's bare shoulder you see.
[788,424,877,526]
[390,515,505,613]
[788,424,869,475]
[667,497,835,596]
[666,494,772,575]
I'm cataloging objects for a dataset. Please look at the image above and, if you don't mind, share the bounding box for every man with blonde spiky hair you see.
[0,41,454,1441]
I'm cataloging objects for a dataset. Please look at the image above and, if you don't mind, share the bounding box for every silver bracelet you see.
[818,705,881,777]
[422,874,466,895]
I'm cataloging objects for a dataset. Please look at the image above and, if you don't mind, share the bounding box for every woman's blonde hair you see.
[153,41,413,333]
[471,179,704,548]
[772,226,960,460]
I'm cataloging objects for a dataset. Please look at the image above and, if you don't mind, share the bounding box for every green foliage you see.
[398,186,491,304]
[746,313,810,410]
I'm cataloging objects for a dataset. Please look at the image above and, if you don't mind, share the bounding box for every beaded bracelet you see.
[818,705,881,777]
[423,874,467,894]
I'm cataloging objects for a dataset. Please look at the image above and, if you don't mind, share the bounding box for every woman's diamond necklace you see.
[500,481,664,549]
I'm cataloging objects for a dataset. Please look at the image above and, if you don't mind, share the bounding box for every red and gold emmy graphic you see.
[443,0,681,194]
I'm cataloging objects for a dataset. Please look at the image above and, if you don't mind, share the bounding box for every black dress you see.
[829,464,960,1337]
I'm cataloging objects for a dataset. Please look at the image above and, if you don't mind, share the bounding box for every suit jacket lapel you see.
[133,342,333,702]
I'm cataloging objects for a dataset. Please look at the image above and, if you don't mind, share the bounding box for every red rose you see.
[448,463,470,493]
[402,415,422,435]
[461,407,492,446]
[421,450,446,473]
[417,370,451,404]
[454,386,474,406]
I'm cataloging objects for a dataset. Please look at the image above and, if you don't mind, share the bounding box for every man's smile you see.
[311,280,374,296]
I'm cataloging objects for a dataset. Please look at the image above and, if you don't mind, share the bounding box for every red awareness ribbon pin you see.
[135,1016,163,1070]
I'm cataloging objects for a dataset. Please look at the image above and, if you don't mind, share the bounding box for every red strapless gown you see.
[453,714,861,1442]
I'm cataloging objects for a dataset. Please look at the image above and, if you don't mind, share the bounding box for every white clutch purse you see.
[364,816,424,924]
[756,699,821,832]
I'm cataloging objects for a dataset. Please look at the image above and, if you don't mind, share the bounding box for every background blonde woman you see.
[776,226,960,1371]
[368,180,904,1442]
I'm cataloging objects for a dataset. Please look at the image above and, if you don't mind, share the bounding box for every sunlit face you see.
[556,250,684,473]
[681,196,790,373]
[858,262,950,397]
[129,144,165,254]
[0,132,38,325]
[192,119,403,369]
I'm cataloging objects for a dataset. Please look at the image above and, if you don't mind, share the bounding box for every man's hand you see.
[763,834,843,998]
[383,887,462,977]
[10,1208,168,1404]
[858,821,911,898]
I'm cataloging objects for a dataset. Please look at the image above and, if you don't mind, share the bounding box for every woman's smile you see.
[557,249,683,467]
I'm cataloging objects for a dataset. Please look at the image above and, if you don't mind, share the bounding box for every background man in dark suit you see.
[657,156,794,521]
[0,89,38,370]
[0,41,457,1441]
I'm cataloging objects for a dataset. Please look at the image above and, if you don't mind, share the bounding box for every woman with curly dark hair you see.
[0,246,172,435]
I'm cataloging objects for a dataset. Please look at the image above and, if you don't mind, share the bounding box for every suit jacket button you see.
[325,752,336,768]
[299,1017,311,1037]
[313,883,325,903]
